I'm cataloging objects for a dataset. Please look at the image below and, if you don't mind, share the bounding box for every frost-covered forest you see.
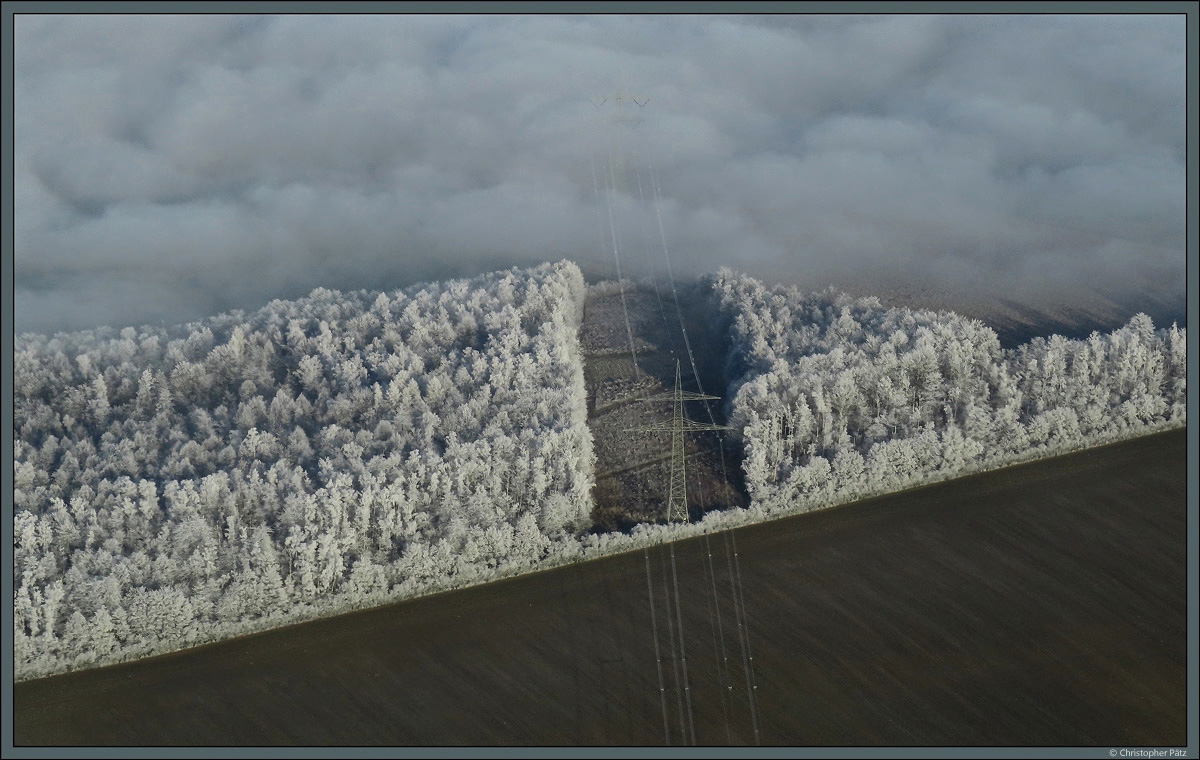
[13,261,594,679]
[12,261,1188,682]
[711,271,1187,513]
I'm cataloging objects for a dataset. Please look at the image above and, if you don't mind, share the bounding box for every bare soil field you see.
[13,427,1186,747]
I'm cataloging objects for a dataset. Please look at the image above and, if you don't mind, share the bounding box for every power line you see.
[660,549,687,743]
[702,532,734,744]
[644,547,671,745]
[725,531,761,745]
[633,163,676,349]
[731,531,761,743]
[601,149,639,375]
[649,163,733,489]
[669,540,697,745]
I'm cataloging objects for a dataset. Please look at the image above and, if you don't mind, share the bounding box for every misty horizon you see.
[14,14,1186,335]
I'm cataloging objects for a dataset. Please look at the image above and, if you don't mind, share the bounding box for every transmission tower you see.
[627,360,729,523]
[590,78,650,130]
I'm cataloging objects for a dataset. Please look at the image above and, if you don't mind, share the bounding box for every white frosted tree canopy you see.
[12,263,1185,681]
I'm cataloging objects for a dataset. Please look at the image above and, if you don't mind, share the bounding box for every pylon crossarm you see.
[625,421,730,433]
[633,391,722,402]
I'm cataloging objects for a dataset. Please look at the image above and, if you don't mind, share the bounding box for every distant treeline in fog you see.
[711,270,1186,513]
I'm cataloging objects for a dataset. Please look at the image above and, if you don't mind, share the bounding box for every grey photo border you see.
[0,1,1195,758]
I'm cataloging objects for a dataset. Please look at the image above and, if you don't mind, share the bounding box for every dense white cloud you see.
[14,13,1185,334]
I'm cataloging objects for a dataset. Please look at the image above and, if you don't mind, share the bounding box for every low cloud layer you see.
[14,14,1185,334]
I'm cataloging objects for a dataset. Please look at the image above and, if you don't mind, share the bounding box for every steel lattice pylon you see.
[627,360,729,523]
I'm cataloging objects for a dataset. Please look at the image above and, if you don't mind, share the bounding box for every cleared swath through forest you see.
[13,428,1185,746]
[581,282,746,533]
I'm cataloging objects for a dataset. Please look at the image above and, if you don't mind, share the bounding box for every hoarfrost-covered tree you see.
[712,271,1185,514]
[13,261,595,680]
